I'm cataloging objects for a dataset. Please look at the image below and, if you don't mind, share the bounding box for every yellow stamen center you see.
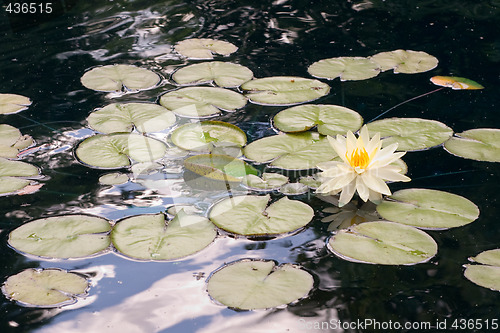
[347,147,370,169]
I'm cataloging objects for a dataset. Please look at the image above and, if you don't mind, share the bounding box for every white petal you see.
[368,189,383,204]
[373,167,411,182]
[359,125,370,144]
[316,179,343,194]
[328,136,348,164]
[361,171,391,195]
[346,131,357,153]
[366,132,381,156]
[355,176,370,202]
[339,180,356,207]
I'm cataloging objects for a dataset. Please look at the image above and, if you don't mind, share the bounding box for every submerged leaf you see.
[172,61,253,87]
[207,259,314,310]
[273,104,363,136]
[159,87,247,118]
[174,39,238,59]
[366,117,453,151]
[241,76,330,106]
[327,221,438,265]
[111,212,216,260]
[75,133,167,169]
[87,103,176,134]
[8,215,111,259]
[209,195,314,236]
[444,128,500,162]
[308,57,380,81]
[2,268,89,307]
[370,50,438,74]
[430,76,484,90]
[377,188,479,230]
[81,64,160,92]
[0,93,32,115]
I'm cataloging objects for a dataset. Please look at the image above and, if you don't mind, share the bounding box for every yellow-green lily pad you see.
[370,50,438,74]
[172,61,253,87]
[0,157,40,195]
[0,124,34,158]
[308,57,380,81]
[444,128,500,162]
[184,154,258,182]
[174,39,238,59]
[0,93,32,115]
[464,249,500,291]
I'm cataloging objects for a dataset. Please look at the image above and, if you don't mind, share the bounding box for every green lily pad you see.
[75,133,167,169]
[430,76,484,90]
[159,87,247,118]
[464,249,500,291]
[99,172,129,185]
[2,268,89,307]
[208,195,314,236]
[242,173,289,191]
[273,104,363,136]
[111,212,217,260]
[243,132,337,170]
[444,128,500,162]
[308,57,380,81]
[376,188,479,230]
[279,183,309,195]
[87,103,176,134]
[327,221,438,265]
[370,50,438,74]
[172,61,253,87]
[0,93,32,115]
[174,39,238,59]
[241,77,330,106]
[184,154,258,182]
[366,118,453,151]
[171,121,246,152]
[81,64,161,92]
[207,259,314,310]
[0,157,40,195]
[0,124,34,158]
[8,214,111,259]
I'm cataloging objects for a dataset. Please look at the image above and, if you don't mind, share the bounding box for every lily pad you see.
[184,154,258,182]
[444,128,500,162]
[159,87,247,118]
[370,50,438,74]
[170,121,246,152]
[8,214,111,259]
[208,195,314,236]
[308,57,380,81]
[81,64,161,92]
[207,259,314,310]
[464,249,500,291]
[327,221,438,265]
[376,188,479,230]
[86,103,176,134]
[0,93,32,115]
[174,39,238,59]
[75,133,167,169]
[279,183,309,195]
[2,268,89,307]
[99,172,129,185]
[172,61,253,87]
[243,132,337,170]
[0,157,40,195]
[273,104,363,136]
[242,173,289,191]
[430,76,484,90]
[111,212,217,260]
[366,118,453,151]
[241,77,330,106]
[0,124,34,158]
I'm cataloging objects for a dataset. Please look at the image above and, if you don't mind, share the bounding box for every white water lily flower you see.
[316,125,410,206]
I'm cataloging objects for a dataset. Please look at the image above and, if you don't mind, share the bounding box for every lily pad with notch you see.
[308,57,380,81]
[273,104,363,136]
[172,61,253,87]
[8,214,112,259]
[327,221,438,265]
[464,249,500,291]
[174,39,238,59]
[86,103,176,134]
[208,194,314,237]
[184,154,258,182]
[111,211,217,261]
[242,173,289,191]
[376,188,479,230]
[0,93,32,115]
[0,157,41,195]
[160,87,247,118]
[99,172,130,185]
[207,259,314,310]
[81,64,161,93]
[444,128,500,162]
[370,50,438,74]
[366,117,453,151]
[0,124,34,159]
[2,268,90,307]
[75,133,168,169]
[243,132,337,170]
[241,76,330,106]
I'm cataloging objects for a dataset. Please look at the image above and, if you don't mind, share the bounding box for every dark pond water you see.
[1,0,499,332]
